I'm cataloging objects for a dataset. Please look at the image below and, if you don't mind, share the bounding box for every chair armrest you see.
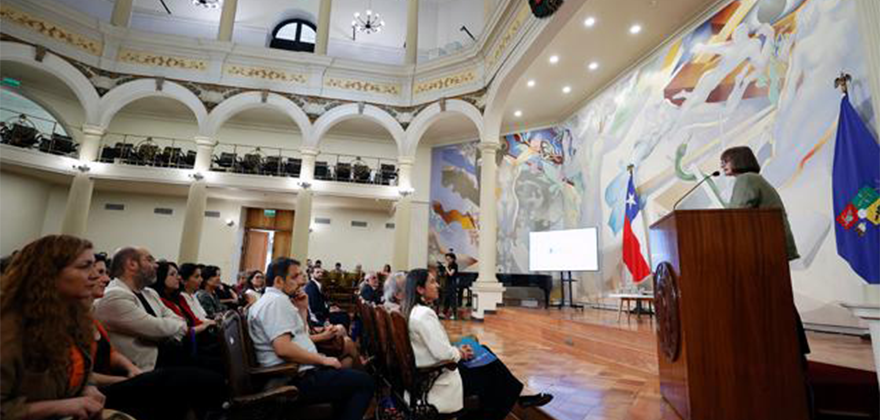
[249,363,301,377]
[417,361,458,375]
[231,385,299,407]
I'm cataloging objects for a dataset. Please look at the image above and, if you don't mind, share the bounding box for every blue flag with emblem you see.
[832,94,880,284]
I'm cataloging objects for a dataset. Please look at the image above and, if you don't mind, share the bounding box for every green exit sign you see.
[264,209,276,217]
[2,77,21,87]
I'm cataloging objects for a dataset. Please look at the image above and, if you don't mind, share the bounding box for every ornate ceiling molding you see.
[414,69,477,95]
[118,48,208,72]
[0,4,102,56]
[324,77,401,96]
[224,64,308,85]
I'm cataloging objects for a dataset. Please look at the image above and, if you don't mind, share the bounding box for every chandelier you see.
[192,0,221,9]
[351,7,384,34]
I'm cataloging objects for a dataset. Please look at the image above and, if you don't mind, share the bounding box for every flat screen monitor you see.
[529,228,599,272]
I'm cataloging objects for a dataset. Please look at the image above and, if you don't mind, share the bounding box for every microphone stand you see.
[672,171,721,211]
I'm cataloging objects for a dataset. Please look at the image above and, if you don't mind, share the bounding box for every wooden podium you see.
[648,209,808,420]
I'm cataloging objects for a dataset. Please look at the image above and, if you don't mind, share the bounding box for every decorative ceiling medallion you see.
[0,5,103,55]
[325,78,400,96]
[528,0,564,18]
[225,65,307,84]
[118,49,207,71]
[414,70,477,95]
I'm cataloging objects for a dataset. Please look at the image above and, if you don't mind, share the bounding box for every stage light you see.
[584,16,596,27]
[549,55,559,64]
[562,86,572,94]
[588,61,599,71]
[514,110,522,117]
[629,24,642,34]
[527,79,536,87]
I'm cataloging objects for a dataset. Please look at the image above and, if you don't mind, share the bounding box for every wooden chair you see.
[222,311,334,420]
[386,311,478,419]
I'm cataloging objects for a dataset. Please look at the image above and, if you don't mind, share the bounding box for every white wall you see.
[0,172,54,255]
[309,205,394,272]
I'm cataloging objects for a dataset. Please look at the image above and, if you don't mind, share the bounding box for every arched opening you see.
[0,61,83,157]
[320,116,399,185]
[270,19,317,52]
[100,96,202,168]
[213,106,305,177]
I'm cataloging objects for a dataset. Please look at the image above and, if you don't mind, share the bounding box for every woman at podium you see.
[721,146,810,356]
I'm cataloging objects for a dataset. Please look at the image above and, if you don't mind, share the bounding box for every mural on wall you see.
[429,0,875,325]
[560,0,875,316]
[428,142,481,270]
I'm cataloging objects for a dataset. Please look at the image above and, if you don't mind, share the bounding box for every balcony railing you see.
[314,152,398,185]
[97,133,197,169]
[211,143,301,177]
[0,108,78,157]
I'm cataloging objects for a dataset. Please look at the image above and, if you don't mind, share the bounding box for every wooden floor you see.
[442,307,875,420]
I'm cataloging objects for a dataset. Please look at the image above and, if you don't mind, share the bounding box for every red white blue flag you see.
[623,171,651,282]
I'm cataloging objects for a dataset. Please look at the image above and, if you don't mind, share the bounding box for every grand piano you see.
[458,272,553,308]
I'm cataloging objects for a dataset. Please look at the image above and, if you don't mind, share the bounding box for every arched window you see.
[270,19,317,53]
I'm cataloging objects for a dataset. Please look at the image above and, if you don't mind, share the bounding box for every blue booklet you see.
[454,336,497,368]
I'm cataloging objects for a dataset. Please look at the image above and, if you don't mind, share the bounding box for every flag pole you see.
[835,72,851,95]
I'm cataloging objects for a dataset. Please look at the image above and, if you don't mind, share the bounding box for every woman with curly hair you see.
[0,235,105,420]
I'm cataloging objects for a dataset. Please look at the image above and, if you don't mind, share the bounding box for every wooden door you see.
[241,230,270,273]
[272,231,292,260]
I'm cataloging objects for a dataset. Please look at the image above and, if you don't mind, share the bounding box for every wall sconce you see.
[190,172,204,181]
[398,187,414,197]
[72,163,91,173]
[299,181,313,190]
[225,218,236,227]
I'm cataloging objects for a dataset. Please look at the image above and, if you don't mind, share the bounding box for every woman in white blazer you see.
[402,269,552,420]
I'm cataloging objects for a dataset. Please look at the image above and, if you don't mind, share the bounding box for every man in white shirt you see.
[248,258,373,420]
[94,246,188,371]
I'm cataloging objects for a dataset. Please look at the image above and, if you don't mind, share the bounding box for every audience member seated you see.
[94,247,188,371]
[233,270,249,295]
[306,268,351,330]
[90,255,225,420]
[1,235,108,420]
[195,265,227,318]
[380,264,392,280]
[403,269,553,419]
[247,258,375,420]
[353,264,365,283]
[359,272,382,305]
[383,271,407,313]
[242,270,266,306]
[179,263,210,322]
[333,262,344,275]
[214,268,239,308]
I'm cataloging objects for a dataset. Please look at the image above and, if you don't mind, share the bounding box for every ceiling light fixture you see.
[514,110,523,117]
[549,55,559,64]
[562,86,572,94]
[588,61,599,71]
[629,24,642,34]
[352,2,384,35]
[527,80,536,87]
[192,0,222,8]
[584,16,596,27]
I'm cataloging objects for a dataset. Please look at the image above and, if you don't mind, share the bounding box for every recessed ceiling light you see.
[588,61,599,71]
[562,86,572,94]
[629,24,642,34]
[549,55,559,64]
[514,110,523,117]
[584,16,596,27]
[527,79,536,87]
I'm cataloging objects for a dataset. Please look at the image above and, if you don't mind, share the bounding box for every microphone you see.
[672,171,720,210]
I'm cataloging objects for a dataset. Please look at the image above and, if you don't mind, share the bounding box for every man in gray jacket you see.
[94,247,187,371]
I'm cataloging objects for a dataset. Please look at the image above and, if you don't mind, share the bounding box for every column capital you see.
[397,156,415,166]
[194,136,216,147]
[301,147,319,158]
[478,141,501,153]
[81,124,105,136]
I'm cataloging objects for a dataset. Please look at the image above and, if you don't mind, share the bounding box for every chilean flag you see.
[623,171,651,282]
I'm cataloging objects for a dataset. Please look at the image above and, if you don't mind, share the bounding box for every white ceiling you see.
[501,0,720,133]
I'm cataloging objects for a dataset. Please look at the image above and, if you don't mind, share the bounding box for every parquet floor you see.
[442,307,875,420]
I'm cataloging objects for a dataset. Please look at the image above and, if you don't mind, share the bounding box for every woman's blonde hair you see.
[1,235,94,374]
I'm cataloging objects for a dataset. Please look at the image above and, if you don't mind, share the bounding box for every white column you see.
[178,178,208,264]
[217,0,239,42]
[60,169,94,237]
[856,0,880,306]
[291,148,318,262]
[405,0,419,65]
[315,0,333,55]
[79,125,105,162]
[110,0,134,27]
[392,158,414,270]
[472,142,504,319]
[193,136,215,173]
